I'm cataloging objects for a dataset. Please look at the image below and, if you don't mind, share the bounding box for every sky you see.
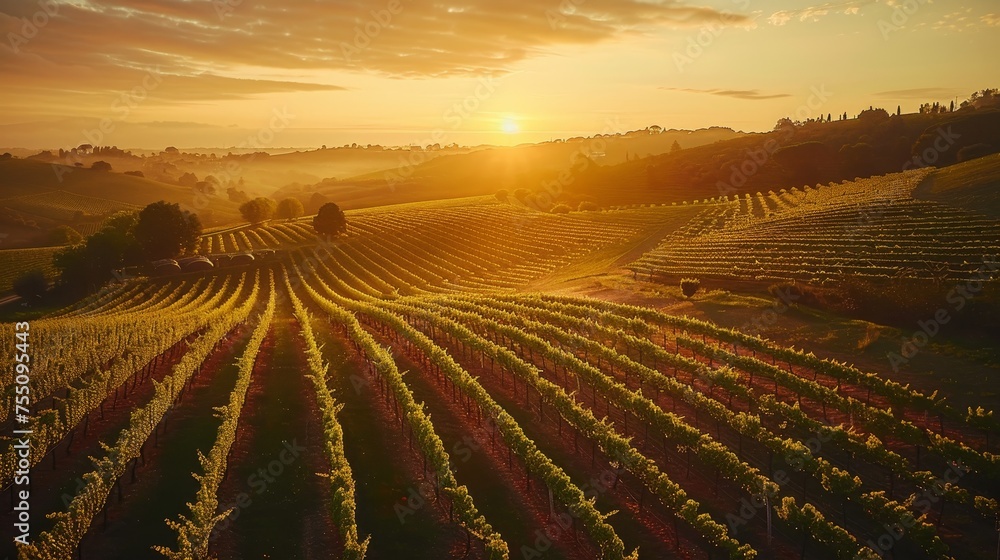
[0,0,997,149]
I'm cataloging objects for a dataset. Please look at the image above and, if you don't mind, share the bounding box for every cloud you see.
[873,87,962,99]
[767,1,874,26]
[0,0,753,82]
[661,87,791,100]
[984,13,1000,26]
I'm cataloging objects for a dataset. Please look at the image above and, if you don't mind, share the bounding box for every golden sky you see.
[0,0,997,149]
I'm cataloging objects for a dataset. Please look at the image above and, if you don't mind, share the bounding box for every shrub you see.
[275,197,305,220]
[680,278,701,298]
[957,143,995,162]
[550,204,572,214]
[13,269,48,302]
[239,197,276,224]
[495,189,509,203]
[48,225,83,246]
[578,201,600,211]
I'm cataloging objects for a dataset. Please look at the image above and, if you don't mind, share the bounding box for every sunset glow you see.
[1,0,998,149]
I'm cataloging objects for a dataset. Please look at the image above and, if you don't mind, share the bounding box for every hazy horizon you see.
[2,0,998,150]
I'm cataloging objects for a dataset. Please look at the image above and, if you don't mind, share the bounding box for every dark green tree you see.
[48,225,83,246]
[134,201,201,259]
[275,197,305,220]
[13,269,48,302]
[239,197,276,224]
[313,202,348,237]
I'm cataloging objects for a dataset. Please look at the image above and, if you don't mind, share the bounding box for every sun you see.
[501,116,520,135]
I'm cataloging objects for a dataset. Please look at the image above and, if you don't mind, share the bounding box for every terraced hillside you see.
[3,189,999,560]
[631,169,1000,284]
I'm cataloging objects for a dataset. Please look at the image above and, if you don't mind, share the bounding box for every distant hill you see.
[568,109,1000,205]
[272,127,744,210]
[257,146,460,186]
[0,158,240,247]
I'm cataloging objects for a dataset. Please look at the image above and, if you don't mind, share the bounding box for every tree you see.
[680,278,701,298]
[275,197,305,220]
[858,107,890,123]
[313,202,348,237]
[838,143,878,177]
[773,141,836,184]
[177,172,198,187]
[195,181,216,195]
[578,201,600,211]
[495,189,509,203]
[48,225,83,246]
[774,117,796,132]
[957,143,995,162]
[227,186,250,204]
[134,201,202,260]
[550,203,572,214]
[670,140,682,154]
[91,160,112,171]
[239,197,276,224]
[54,211,140,294]
[13,269,48,302]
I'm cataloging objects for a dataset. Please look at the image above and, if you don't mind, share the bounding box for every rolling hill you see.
[914,152,1000,218]
[0,158,242,247]
[272,127,744,211]
[570,109,1000,206]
